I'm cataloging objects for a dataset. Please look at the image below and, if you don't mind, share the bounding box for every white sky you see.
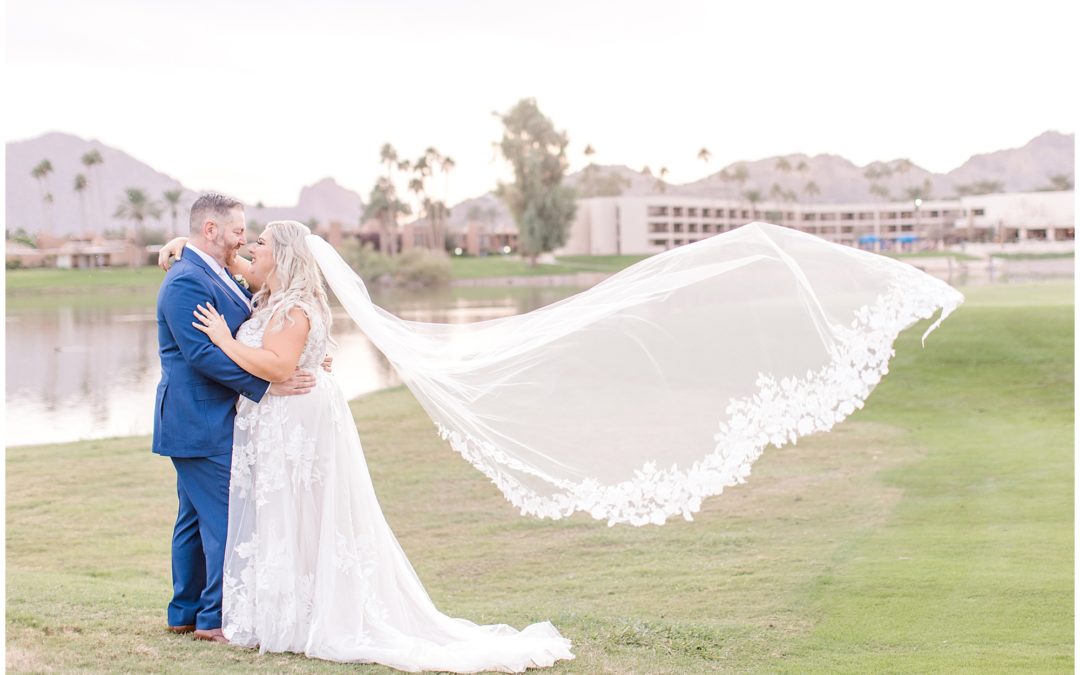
[5,0,1078,207]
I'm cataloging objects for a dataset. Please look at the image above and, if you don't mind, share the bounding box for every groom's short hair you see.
[189,193,243,233]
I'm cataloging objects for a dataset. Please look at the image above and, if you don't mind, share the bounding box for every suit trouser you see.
[168,453,231,630]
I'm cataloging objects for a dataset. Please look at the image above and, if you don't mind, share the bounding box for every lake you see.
[5,286,582,446]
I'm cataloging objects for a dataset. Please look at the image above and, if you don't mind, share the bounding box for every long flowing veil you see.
[305,222,963,526]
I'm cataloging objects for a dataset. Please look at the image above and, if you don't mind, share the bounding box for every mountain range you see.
[5,130,1073,237]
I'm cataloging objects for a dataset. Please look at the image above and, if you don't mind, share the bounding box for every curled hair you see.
[251,221,333,340]
[189,192,243,232]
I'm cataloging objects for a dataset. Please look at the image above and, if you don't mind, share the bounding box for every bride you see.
[174,213,962,669]
[186,220,574,672]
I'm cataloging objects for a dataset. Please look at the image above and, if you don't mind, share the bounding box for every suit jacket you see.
[153,252,269,458]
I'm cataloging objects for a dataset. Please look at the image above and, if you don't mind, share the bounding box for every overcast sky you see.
[6,0,1077,206]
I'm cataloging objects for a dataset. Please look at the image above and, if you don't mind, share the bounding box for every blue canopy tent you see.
[857,235,880,245]
[897,235,919,244]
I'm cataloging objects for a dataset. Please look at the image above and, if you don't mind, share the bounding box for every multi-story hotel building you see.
[556,190,1075,256]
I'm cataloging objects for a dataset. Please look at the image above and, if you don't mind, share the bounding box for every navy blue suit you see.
[154,250,268,630]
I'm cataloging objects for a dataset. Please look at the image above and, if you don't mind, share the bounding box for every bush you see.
[335,241,449,287]
[394,248,451,287]
[338,240,396,285]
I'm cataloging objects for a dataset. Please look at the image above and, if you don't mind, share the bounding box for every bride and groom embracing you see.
[153,193,574,672]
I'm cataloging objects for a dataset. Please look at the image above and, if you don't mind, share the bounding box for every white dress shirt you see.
[185,243,252,311]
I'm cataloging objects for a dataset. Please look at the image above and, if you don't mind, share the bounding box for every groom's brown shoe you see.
[167,624,195,634]
[193,628,229,644]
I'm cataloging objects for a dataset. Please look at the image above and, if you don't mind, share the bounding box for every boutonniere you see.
[233,274,250,290]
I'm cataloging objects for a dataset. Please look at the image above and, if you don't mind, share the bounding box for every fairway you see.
[5,281,1073,673]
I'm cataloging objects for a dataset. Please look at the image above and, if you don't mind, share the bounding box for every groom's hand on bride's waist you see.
[269,369,316,396]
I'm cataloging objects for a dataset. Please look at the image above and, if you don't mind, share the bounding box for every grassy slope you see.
[6,282,1073,673]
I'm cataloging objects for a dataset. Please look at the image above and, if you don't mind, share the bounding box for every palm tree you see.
[582,145,597,197]
[731,164,750,186]
[380,143,398,180]
[31,160,55,234]
[742,189,762,220]
[163,189,183,237]
[408,175,431,249]
[804,180,821,202]
[796,160,809,172]
[774,157,792,173]
[81,150,105,230]
[656,166,669,194]
[114,188,164,247]
[641,165,652,177]
[74,173,89,230]
[364,177,410,255]
[697,147,711,164]
[868,183,890,201]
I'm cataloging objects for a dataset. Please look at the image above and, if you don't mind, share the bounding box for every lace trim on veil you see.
[435,271,961,526]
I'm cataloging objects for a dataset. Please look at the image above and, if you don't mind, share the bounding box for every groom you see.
[153,193,314,643]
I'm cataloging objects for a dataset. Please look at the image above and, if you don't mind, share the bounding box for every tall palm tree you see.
[74,173,89,230]
[868,183,890,201]
[742,189,762,220]
[774,157,792,172]
[697,147,711,164]
[364,177,410,255]
[81,150,105,230]
[582,145,597,197]
[796,160,809,172]
[439,156,455,251]
[163,189,183,237]
[114,188,164,247]
[657,166,669,194]
[804,180,821,202]
[31,160,55,234]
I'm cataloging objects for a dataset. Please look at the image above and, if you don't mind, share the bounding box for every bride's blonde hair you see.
[252,220,333,336]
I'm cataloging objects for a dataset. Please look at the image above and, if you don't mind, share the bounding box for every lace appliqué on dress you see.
[436,271,962,526]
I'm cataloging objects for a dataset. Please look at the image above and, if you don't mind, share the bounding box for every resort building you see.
[556,190,1075,256]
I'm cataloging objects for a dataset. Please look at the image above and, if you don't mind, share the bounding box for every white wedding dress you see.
[221,304,574,672]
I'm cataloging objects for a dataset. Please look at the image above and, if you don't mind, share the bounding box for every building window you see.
[649,238,669,247]
[728,209,738,218]
[901,224,914,231]
[672,207,683,217]
[900,211,913,218]
[673,222,684,233]
[819,213,836,220]
[673,239,684,246]
[702,223,712,233]
[649,222,669,233]
[841,212,854,220]
[885,212,898,219]
[688,223,698,233]
[929,210,939,217]
[859,212,873,220]
[973,208,985,216]
[701,208,712,217]
[647,206,668,217]
[841,225,854,233]
[687,208,698,217]
[803,213,817,221]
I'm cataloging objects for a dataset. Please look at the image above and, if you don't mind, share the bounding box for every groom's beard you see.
[224,245,241,266]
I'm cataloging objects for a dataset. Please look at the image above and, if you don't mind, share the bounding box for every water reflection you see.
[5,286,582,446]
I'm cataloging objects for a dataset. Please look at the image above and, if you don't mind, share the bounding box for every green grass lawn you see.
[885,251,983,261]
[6,281,1073,672]
[5,266,164,293]
[990,252,1075,260]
